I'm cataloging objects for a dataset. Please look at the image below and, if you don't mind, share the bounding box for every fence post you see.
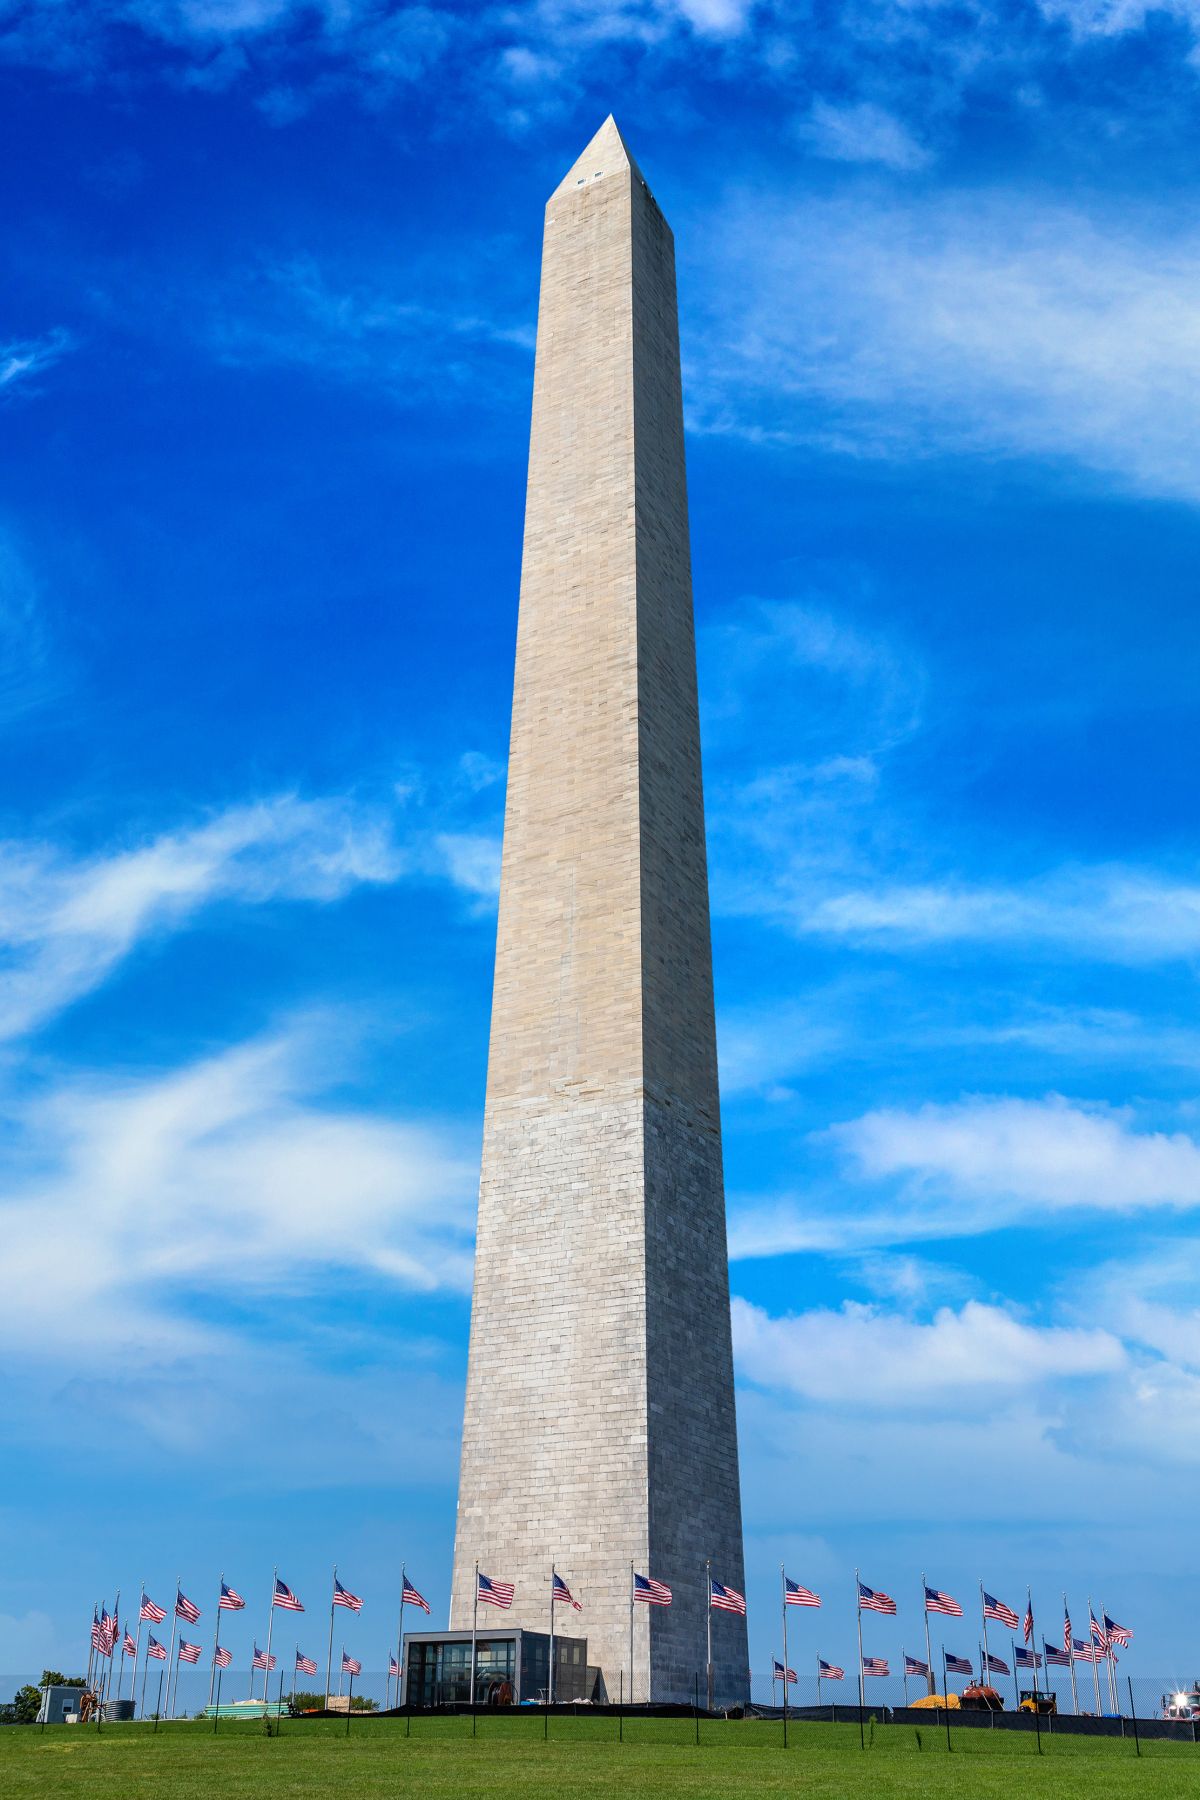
[1127,1679,1141,1758]
[618,1669,623,1743]
[1033,1690,1042,1756]
[694,1672,700,1745]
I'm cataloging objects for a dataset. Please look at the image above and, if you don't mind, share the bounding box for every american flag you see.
[943,1652,972,1676]
[477,1572,515,1609]
[1104,1614,1132,1648]
[178,1641,202,1664]
[984,1651,1009,1676]
[140,1593,167,1624]
[858,1580,897,1615]
[1072,1638,1102,1662]
[983,1592,1020,1630]
[146,1635,168,1661]
[925,1586,962,1618]
[90,1608,103,1650]
[1014,1647,1042,1668]
[773,1659,797,1682]
[1022,1602,1034,1643]
[341,1651,362,1676]
[785,1577,820,1608]
[1090,1612,1107,1649]
[251,1644,277,1671]
[1063,1606,1073,1651]
[389,1655,401,1677]
[818,1660,845,1679]
[333,1578,363,1613]
[904,1654,929,1677]
[213,1647,233,1669]
[273,1578,304,1612]
[633,1573,671,1607]
[175,1589,201,1624]
[710,1579,747,1616]
[402,1577,430,1614]
[99,1610,116,1655]
[1043,1641,1070,1667]
[862,1657,889,1677]
[296,1651,318,1676]
[552,1572,582,1612]
[122,1630,137,1658]
[219,1582,245,1612]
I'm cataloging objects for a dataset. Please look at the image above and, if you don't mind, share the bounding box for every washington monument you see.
[450,117,747,1705]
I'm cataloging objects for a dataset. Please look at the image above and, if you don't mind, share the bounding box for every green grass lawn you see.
[3,1714,1198,1799]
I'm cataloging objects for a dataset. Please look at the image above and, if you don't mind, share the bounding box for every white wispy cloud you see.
[0,795,403,1041]
[690,189,1200,501]
[732,1295,1124,1404]
[827,1093,1200,1215]
[0,1020,477,1363]
[0,783,507,1043]
[800,99,931,170]
[208,253,534,402]
[729,1096,1200,1258]
[0,328,74,397]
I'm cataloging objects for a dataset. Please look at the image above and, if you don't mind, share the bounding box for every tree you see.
[11,1686,42,1725]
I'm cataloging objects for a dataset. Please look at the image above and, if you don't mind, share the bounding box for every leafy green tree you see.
[11,1686,41,1724]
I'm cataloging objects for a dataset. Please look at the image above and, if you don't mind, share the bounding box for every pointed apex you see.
[551,115,645,199]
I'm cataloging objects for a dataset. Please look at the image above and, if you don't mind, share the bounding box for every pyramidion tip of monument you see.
[550,114,646,199]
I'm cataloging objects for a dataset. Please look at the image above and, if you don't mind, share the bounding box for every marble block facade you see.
[449,117,747,1705]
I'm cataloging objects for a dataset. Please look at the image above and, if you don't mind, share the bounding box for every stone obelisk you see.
[450,117,746,1705]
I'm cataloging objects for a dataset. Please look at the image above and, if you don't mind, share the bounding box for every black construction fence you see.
[5,1664,1200,1753]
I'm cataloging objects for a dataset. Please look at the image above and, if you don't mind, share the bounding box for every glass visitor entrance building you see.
[402,1629,589,1706]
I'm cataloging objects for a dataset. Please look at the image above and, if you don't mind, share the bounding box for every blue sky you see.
[3,0,1200,1695]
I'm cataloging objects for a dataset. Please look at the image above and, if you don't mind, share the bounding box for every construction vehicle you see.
[961,1682,1003,1711]
[1019,1689,1057,1715]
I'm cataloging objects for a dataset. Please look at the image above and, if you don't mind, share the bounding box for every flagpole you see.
[705,1558,713,1712]
[471,1561,479,1712]
[628,1564,635,1709]
[854,1568,865,1712]
[549,1566,556,1708]
[779,1566,789,1749]
[395,1563,407,1711]
[1086,1596,1103,1714]
[262,1567,278,1706]
[921,1571,934,1696]
[1064,1594,1078,1714]
[902,1653,909,1708]
[106,1593,120,1708]
[815,1652,821,1710]
[1009,1636,1019,1709]
[978,1583,991,1689]
[209,1574,223,1709]
[165,1578,181,1720]
[86,1604,96,1695]
[325,1564,337,1712]
[1101,1598,1122,1706]
[131,1586,145,1713]
[110,1591,121,1709]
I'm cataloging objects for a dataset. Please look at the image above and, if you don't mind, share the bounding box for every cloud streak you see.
[732,1295,1124,1405]
[691,190,1200,502]
[0,1019,477,1364]
[0,328,74,397]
